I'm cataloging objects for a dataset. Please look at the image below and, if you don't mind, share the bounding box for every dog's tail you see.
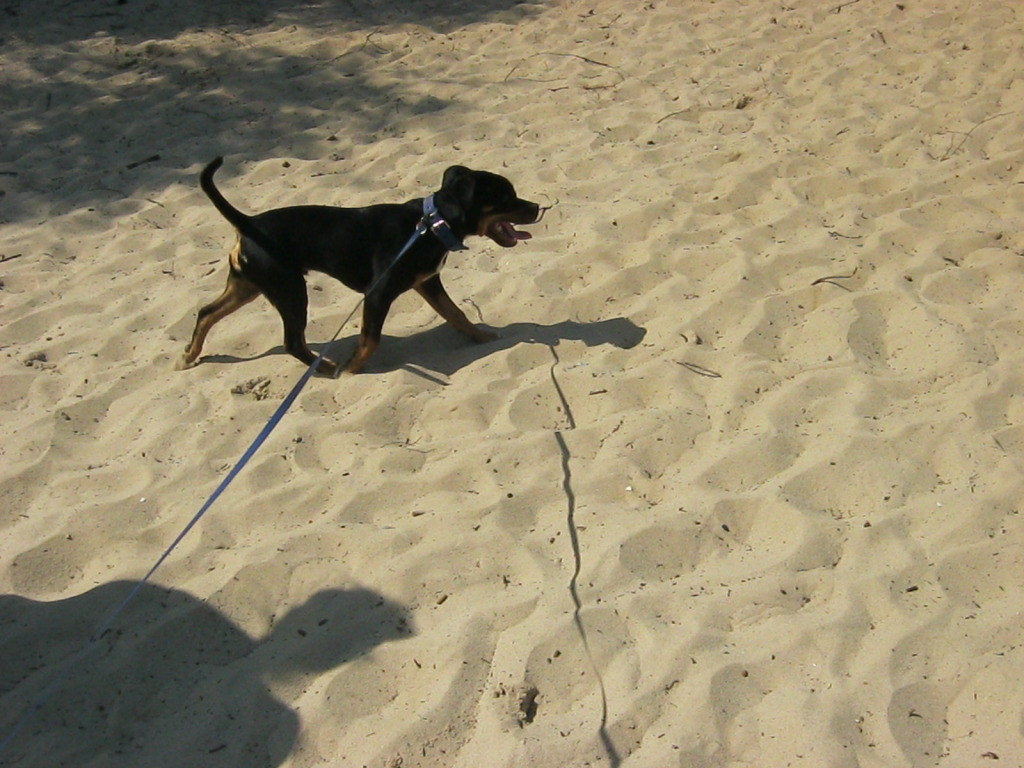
[201,157,284,259]
[201,156,253,231]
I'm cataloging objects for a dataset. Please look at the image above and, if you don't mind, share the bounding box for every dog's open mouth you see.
[486,219,533,248]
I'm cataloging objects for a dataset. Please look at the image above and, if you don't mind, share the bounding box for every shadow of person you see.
[0,581,411,767]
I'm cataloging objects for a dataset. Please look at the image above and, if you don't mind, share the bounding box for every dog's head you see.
[434,166,541,247]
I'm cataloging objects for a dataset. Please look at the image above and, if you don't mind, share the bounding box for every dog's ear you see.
[440,165,476,214]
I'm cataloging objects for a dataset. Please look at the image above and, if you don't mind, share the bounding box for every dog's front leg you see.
[415,275,496,343]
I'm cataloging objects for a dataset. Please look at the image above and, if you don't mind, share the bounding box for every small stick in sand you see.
[811,267,859,291]
[677,361,721,378]
[832,0,864,13]
[931,112,1012,162]
[504,52,626,90]
[125,154,161,170]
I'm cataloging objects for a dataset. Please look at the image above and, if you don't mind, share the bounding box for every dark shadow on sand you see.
[4,0,543,44]
[0,581,411,767]
[376,316,648,377]
[189,316,647,379]
[1,0,544,225]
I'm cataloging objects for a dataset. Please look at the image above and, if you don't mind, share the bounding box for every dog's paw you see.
[175,354,198,371]
[313,358,340,378]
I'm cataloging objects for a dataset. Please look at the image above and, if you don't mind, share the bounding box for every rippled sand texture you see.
[2,0,1023,766]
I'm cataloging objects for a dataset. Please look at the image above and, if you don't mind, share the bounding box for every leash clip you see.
[422,194,467,251]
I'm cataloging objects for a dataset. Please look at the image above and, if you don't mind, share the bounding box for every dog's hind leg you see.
[258,269,340,377]
[179,267,261,369]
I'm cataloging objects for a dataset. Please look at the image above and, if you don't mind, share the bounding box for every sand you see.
[2,0,1024,765]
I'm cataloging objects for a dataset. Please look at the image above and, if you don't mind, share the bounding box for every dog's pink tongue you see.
[515,229,532,240]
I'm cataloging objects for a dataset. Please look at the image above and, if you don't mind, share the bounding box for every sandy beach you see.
[2,0,1024,765]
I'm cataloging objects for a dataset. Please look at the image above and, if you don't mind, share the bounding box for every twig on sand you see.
[125,154,160,170]
[676,361,721,378]
[931,112,1013,161]
[657,109,689,125]
[504,52,626,89]
[832,0,864,12]
[812,267,859,291]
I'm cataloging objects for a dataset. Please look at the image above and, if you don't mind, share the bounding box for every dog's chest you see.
[424,251,449,279]
[411,250,450,289]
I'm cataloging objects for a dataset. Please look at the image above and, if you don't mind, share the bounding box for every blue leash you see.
[0,219,433,757]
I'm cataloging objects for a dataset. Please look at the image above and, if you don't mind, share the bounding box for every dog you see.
[179,157,541,375]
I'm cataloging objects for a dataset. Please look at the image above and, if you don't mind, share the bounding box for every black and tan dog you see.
[179,157,541,375]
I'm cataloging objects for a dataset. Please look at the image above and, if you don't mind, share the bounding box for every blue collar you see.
[422,194,468,251]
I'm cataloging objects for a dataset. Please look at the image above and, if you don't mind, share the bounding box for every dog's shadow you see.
[200,316,646,381]
[0,582,411,767]
[383,316,647,380]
